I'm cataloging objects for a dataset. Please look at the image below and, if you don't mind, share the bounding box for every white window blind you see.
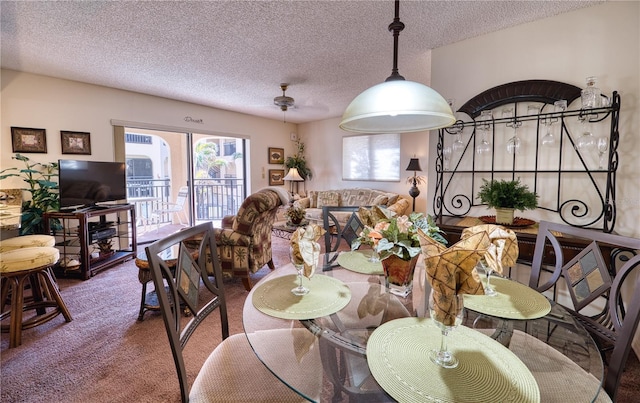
[342,133,400,181]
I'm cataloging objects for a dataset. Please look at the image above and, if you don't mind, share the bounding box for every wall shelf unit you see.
[434,79,620,233]
[44,204,137,279]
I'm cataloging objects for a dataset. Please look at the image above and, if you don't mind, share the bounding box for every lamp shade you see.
[406,158,422,172]
[339,80,456,133]
[283,167,304,182]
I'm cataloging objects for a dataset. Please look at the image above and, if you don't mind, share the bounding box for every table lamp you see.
[283,167,304,200]
[406,158,422,212]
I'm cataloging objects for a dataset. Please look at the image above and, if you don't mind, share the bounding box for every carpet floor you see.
[1,235,639,402]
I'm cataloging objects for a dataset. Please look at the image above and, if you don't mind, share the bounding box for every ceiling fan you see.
[273,83,295,111]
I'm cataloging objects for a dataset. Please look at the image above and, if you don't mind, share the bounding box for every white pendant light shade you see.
[340,80,455,133]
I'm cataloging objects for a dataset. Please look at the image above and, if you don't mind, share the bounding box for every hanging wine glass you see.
[597,137,609,169]
[542,100,567,147]
[289,246,309,296]
[577,122,596,150]
[503,108,521,154]
[442,146,452,171]
[475,110,492,155]
[452,133,465,155]
[429,289,464,368]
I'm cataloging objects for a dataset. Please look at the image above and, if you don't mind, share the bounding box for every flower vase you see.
[381,254,420,297]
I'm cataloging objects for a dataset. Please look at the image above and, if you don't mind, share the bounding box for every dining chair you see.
[321,206,364,270]
[528,220,640,401]
[145,222,314,402]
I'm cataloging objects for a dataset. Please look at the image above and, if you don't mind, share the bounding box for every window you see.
[342,133,400,181]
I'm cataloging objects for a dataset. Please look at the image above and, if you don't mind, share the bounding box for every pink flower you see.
[374,222,390,232]
[396,215,411,233]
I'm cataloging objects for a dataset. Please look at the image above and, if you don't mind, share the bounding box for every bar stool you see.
[0,234,56,253]
[0,246,73,348]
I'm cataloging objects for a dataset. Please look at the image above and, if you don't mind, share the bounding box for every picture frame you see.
[268,169,285,186]
[268,147,285,164]
[61,131,91,155]
[11,127,47,153]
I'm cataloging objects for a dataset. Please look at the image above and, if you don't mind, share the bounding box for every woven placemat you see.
[464,277,551,320]
[252,274,351,320]
[367,317,540,403]
[336,250,384,275]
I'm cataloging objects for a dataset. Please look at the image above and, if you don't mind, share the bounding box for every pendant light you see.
[340,0,455,133]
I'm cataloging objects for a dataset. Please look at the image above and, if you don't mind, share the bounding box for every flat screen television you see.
[58,160,127,208]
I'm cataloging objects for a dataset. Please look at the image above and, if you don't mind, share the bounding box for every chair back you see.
[175,186,189,207]
[145,222,228,402]
[321,206,364,270]
[231,189,282,235]
[528,220,640,400]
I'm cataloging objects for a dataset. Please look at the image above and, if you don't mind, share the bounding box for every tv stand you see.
[44,204,137,280]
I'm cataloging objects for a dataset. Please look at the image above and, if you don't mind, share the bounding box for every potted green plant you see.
[477,178,538,225]
[0,154,60,235]
[284,140,312,181]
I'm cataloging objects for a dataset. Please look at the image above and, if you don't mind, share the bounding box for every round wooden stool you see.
[0,246,72,348]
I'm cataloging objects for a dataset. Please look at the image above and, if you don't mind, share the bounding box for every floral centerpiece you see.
[351,206,447,297]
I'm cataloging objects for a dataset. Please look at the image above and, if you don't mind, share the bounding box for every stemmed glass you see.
[429,289,464,368]
[597,137,609,169]
[442,146,452,171]
[475,110,492,155]
[503,108,521,154]
[289,246,309,296]
[476,259,497,296]
[577,119,596,150]
[542,100,567,147]
[452,133,465,155]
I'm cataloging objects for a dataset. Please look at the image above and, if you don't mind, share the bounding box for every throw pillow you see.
[385,193,400,207]
[371,194,389,206]
[317,191,340,208]
[308,191,318,208]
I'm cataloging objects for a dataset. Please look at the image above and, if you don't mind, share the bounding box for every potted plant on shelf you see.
[477,178,538,225]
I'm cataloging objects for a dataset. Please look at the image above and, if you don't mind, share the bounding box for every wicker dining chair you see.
[145,222,315,402]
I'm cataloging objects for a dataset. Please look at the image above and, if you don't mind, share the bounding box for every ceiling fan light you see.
[274,95,294,111]
[340,80,455,133]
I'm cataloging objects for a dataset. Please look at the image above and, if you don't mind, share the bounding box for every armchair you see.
[213,188,287,290]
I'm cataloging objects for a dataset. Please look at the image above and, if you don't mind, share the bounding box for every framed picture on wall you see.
[61,131,91,155]
[11,127,47,153]
[268,147,284,164]
[268,169,285,186]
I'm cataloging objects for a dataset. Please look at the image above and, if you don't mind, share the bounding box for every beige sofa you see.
[294,188,410,226]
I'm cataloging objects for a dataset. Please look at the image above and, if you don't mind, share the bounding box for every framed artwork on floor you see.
[269,169,285,186]
[61,131,91,155]
[268,147,284,164]
[11,127,47,153]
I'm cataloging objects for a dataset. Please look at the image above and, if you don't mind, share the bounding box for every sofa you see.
[294,188,410,226]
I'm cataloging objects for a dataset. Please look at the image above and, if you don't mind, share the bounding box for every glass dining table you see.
[242,251,608,402]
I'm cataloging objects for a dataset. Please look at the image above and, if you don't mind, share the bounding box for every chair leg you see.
[10,275,26,348]
[39,270,72,323]
[267,259,276,271]
[242,277,252,291]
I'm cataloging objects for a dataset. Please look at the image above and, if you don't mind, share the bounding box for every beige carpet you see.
[2,235,639,402]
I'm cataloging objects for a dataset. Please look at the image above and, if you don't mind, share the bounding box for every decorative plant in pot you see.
[477,178,538,225]
[352,207,447,297]
[284,140,312,181]
[0,154,60,235]
[284,206,306,226]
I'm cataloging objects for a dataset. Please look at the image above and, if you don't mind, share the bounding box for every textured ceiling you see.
[1,1,600,124]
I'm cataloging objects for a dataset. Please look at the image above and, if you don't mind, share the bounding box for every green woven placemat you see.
[464,277,551,320]
[252,274,352,320]
[367,317,540,403]
[336,251,384,275]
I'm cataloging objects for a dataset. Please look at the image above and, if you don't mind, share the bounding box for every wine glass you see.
[429,289,464,368]
[442,146,452,171]
[452,133,465,155]
[475,110,492,155]
[476,258,497,296]
[503,108,521,154]
[597,137,609,169]
[289,246,309,296]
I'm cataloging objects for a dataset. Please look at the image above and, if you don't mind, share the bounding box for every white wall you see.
[429,1,640,239]
[1,69,297,194]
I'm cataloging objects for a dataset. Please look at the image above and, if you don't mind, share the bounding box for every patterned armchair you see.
[213,188,285,290]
